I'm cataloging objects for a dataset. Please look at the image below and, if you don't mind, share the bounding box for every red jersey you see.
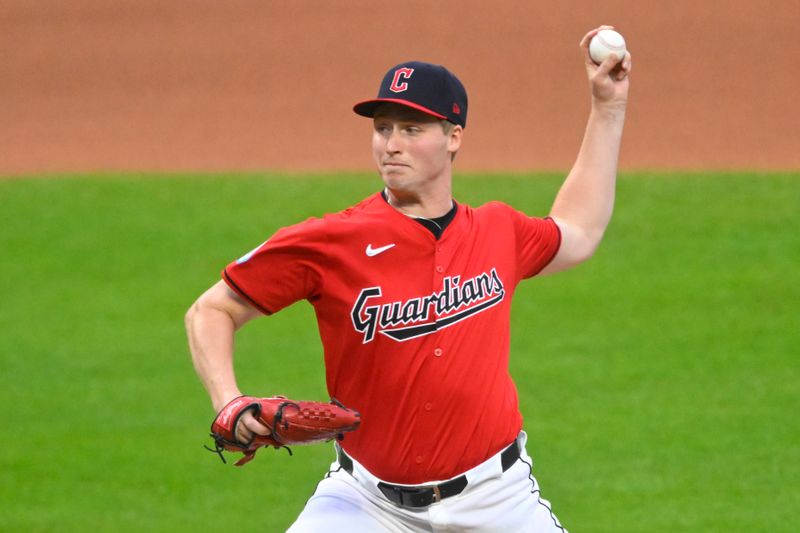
[223,192,560,484]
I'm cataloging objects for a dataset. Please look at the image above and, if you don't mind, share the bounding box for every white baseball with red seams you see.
[589,29,626,64]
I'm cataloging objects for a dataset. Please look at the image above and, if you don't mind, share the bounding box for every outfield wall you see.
[2,0,798,174]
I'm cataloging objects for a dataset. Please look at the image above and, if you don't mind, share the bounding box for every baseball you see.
[589,29,626,65]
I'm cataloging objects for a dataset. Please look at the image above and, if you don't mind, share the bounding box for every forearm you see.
[550,101,626,243]
[185,302,242,412]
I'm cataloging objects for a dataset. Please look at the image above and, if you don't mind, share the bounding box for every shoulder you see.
[469,200,518,223]
[324,192,384,223]
[472,201,551,222]
[467,202,557,242]
[278,193,382,235]
[474,200,513,213]
[316,192,395,239]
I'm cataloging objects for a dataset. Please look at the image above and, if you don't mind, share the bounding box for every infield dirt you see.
[2,1,798,174]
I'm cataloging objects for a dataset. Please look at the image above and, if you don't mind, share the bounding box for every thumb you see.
[596,52,622,77]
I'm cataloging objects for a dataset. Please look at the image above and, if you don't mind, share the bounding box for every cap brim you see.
[353,98,447,120]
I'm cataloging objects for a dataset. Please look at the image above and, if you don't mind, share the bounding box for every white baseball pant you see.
[287,432,566,532]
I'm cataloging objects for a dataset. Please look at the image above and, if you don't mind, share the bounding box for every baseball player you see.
[186,26,631,532]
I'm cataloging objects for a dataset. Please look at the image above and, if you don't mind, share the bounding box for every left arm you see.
[541,26,632,275]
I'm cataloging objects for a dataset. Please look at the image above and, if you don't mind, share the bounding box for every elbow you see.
[576,244,599,265]
[579,233,605,263]
[543,218,608,275]
[184,301,199,366]
[567,227,605,266]
[567,242,600,268]
[184,300,200,331]
[581,232,604,261]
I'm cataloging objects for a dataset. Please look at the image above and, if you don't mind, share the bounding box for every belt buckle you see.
[379,482,436,508]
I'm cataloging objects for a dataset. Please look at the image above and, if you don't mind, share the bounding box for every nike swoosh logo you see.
[365,243,396,257]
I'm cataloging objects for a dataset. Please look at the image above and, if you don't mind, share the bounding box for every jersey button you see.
[435,265,444,273]
[424,402,433,411]
[415,455,424,464]
[434,348,443,357]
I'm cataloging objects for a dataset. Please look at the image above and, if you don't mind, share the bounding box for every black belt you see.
[336,438,521,508]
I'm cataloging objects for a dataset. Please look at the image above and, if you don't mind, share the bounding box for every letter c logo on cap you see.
[390,68,414,93]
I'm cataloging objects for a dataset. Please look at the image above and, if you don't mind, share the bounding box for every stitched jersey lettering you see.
[351,269,505,343]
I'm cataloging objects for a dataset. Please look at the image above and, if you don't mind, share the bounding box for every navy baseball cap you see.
[353,61,468,128]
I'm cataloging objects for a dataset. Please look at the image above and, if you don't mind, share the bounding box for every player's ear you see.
[447,125,463,154]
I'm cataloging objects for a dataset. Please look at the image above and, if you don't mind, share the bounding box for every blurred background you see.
[1,0,798,175]
[2,2,798,532]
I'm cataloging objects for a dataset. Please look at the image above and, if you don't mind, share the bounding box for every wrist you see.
[212,390,244,412]
[589,101,627,126]
[590,99,627,116]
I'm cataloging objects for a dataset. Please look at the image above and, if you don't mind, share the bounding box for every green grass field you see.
[1,172,798,532]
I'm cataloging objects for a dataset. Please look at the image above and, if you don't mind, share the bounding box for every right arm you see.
[539,26,631,276]
[185,280,269,439]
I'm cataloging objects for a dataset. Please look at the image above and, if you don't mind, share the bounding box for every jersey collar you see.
[379,190,457,240]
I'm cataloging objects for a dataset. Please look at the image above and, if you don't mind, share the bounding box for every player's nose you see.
[384,127,402,153]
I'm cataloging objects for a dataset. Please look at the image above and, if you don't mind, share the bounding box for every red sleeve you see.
[507,208,561,279]
[222,218,326,314]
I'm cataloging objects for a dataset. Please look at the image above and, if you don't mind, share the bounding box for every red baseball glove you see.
[206,395,361,466]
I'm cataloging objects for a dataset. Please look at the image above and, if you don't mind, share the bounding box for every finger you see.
[235,423,252,444]
[596,52,621,77]
[240,411,272,436]
[234,411,255,443]
[579,29,598,49]
[613,52,632,81]
[234,411,271,444]
[622,51,632,73]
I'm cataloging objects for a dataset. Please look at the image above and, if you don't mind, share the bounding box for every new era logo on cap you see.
[353,61,468,128]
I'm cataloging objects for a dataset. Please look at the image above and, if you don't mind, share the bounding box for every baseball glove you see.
[206,395,361,466]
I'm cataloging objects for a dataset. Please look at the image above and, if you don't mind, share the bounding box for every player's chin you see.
[382,163,411,174]
[380,166,411,185]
